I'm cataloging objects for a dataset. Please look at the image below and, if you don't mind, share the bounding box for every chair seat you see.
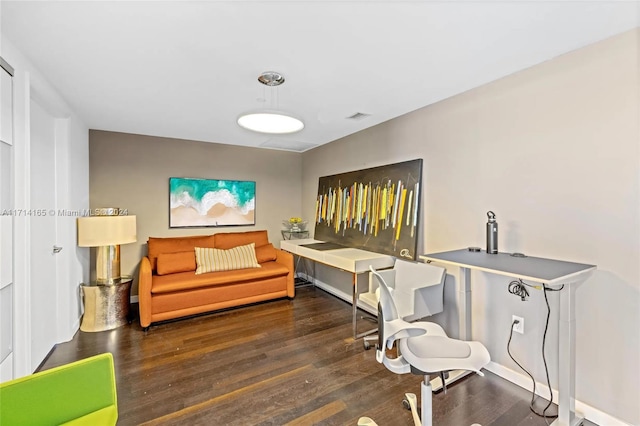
[406,335,472,358]
[400,337,490,375]
[397,321,449,340]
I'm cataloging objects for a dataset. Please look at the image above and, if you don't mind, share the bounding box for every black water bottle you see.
[486,211,498,254]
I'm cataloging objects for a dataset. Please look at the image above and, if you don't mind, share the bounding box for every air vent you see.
[346,112,371,120]
[260,138,319,152]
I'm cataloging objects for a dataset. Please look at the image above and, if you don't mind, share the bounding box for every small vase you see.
[290,224,300,232]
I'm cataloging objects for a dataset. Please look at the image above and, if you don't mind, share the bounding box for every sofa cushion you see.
[255,243,277,264]
[195,243,260,274]
[151,261,290,294]
[214,230,270,249]
[156,251,196,275]
[147,235,216,271]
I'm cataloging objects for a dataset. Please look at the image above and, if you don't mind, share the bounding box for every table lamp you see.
[77,208,137,284]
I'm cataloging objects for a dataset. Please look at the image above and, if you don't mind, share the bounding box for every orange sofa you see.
[138,230,294,329]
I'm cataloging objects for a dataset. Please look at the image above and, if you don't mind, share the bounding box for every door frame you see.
[0,58,15,381]
[12,71,73,375]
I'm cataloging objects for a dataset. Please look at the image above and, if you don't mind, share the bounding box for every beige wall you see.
[89,131,302,293]
[302,29,639,425]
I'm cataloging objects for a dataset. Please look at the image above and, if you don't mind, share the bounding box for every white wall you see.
[302,29,639,425]
[0,37,89,377]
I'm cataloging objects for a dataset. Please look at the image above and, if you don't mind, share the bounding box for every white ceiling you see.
[2,1,638,152]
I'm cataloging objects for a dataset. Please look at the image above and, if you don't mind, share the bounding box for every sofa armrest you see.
[138,256,153,328]
[274,248,295,297]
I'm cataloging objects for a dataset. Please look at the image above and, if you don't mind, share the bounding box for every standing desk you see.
[280,238,395,339]
[420,249,595,426]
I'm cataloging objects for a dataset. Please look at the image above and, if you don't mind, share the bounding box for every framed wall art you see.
[169,177,256,228]
[314,159,422,259]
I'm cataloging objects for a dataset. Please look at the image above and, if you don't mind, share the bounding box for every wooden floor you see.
[41,286,589,426]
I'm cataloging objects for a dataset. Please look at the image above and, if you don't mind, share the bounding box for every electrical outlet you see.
[512,315,524,334]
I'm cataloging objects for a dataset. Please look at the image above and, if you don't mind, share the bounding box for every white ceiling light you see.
[237,71,304,134]
[238,112,304,134]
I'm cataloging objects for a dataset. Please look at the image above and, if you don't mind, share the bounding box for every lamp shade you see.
[77,215,137,247]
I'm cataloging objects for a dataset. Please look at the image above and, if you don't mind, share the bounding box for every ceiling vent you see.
[346,112,371,121]
[260,138,319,152]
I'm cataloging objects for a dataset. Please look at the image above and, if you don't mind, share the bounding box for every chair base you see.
[363,335,377,350]
[420,377,433,426]
[357,377,484,426]
[357,417,379,426]
[429,369,472,392]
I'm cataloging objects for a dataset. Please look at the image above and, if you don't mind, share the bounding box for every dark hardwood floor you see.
[40,286,592,426]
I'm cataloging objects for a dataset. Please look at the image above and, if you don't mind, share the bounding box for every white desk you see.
[420,249,595,426]
[280,239,395,339]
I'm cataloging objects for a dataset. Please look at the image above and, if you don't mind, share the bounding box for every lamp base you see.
[96,245,121,284]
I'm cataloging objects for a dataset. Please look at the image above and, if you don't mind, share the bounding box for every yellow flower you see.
[289,217,302,224]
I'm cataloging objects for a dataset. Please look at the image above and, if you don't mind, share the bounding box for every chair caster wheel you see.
[364,341,372,350]
[402,398,411,411]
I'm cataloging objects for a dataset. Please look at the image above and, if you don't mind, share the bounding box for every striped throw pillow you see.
[194,243,261,274]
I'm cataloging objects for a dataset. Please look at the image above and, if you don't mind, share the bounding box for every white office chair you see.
[359,259,446,350]
[358,266,490,426]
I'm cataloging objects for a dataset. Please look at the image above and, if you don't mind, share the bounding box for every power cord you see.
[506,281,565,424]
[508,278,542,301]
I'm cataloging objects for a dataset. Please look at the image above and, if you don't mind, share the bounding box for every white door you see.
[29,98,59,371]
[0,60,14,380]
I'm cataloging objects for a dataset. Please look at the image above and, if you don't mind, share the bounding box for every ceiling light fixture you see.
[237,71,304,134]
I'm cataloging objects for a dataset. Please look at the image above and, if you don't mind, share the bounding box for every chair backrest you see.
[371,266,396,354]
[370,266,415,374]
[394,259,446,289]
[370,266,399,322]
[0,352,118,425]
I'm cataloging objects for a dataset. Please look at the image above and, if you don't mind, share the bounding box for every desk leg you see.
[294,255,302,282]
[352,272,358,339]
[430,266,474,392]
[552,283,582,426]
[294,255,313,287]
[352,272,376,340]
[458,266,471,340]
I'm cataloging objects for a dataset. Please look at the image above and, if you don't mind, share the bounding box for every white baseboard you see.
[485,362,631,426]
[300,274,377,316]
[68,318,80,341]
[130,295,139,304]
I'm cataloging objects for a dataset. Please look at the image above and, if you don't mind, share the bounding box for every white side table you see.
[281,230,310,240]
[281,231,312,286]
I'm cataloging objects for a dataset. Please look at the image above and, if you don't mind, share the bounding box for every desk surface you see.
[420,249,595,285]
[281,239,394,273]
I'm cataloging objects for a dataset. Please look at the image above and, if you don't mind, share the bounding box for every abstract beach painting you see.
[169,178,256,228]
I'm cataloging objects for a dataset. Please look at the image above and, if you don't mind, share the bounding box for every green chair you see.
[0,352,118,425]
